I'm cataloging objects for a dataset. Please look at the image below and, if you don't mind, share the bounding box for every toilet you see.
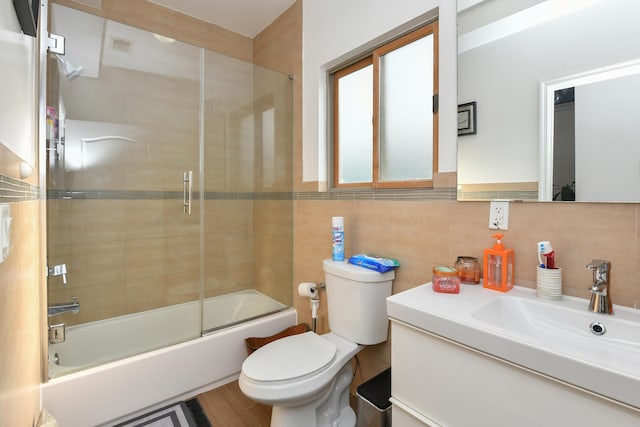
[238,259,395,427]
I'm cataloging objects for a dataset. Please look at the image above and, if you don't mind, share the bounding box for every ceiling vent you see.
[111,36,134,53]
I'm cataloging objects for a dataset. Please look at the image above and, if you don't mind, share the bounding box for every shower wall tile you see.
[198,196,293,302]
[204,200,254,233]
[124,200,200,241]
[203,199,255,298]
[71,282,126,324]
[253,200,294,304]
[124,235,200,282]
[48,198,202,325]
[47,241,125,291]
[47,200,128,244]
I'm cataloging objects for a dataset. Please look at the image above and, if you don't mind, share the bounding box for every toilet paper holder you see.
[298,282,325,332]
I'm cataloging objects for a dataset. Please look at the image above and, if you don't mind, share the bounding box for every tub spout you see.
[48,297,80,317]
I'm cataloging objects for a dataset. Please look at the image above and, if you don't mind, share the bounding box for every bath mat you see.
[114,399,211,427]
[184,399,212,427]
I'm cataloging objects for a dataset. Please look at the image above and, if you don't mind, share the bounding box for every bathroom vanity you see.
[386,284,640,426]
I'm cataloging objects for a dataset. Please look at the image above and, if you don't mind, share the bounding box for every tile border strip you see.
[46,188,457,201]
[0,174,41,201]
[1,175,458,202]
[294,188,457,201]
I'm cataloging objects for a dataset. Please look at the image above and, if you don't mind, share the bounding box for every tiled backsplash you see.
[292,198,640,388]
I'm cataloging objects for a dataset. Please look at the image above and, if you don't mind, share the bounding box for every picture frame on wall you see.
[458,101,477,136]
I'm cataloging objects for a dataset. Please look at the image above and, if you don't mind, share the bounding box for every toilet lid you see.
[243,332,337,382]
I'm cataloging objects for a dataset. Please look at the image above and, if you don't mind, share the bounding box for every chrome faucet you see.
[47,297,80,317]
[587,260,613,314]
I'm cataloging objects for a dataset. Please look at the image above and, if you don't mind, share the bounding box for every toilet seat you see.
[242,332,337,382]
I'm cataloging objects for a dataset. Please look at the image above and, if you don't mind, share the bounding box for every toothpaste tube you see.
[348,254,400,273]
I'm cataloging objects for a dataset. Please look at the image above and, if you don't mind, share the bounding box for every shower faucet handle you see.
[48,263,68,285]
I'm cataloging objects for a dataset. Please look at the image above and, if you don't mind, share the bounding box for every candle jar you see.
[455,256,481,284]
[432,266,460,293]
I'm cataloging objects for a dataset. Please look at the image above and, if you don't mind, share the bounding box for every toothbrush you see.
[537,241,555,269]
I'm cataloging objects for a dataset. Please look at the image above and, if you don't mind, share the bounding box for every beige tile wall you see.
[292,200,640,389]
[0,200,43,426]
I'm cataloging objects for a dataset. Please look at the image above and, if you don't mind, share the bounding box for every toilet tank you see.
[323,259,395,345]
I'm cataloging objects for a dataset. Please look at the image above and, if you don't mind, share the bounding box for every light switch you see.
[0,204,12,263]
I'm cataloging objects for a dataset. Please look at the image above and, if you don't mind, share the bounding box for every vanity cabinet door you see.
[390,319,640,426]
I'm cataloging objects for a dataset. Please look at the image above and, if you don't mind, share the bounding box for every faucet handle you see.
[586,259,610,271]
[48,263,68,285]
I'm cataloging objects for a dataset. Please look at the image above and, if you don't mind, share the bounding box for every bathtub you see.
[41,290,296,427]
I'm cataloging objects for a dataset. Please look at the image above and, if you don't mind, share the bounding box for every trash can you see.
[356,367,391,427]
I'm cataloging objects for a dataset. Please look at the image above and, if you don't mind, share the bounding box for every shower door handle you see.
[183,171,193,215]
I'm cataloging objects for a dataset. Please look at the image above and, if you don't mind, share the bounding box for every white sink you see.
[472,294,640,378]
[387,283,640,410]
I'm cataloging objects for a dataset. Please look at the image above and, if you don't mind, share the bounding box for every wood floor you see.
[197,380,272,427]
[196,380,360,426]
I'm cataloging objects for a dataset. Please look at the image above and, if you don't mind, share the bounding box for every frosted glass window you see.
[331,22,438,189]
[336,63,373,184]
[379,35,434,182]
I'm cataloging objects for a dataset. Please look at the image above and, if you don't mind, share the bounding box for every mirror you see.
[456,0,640,202]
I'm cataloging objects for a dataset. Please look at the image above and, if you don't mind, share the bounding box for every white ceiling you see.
[147,0,297,38]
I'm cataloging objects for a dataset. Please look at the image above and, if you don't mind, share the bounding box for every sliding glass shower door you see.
[46,4,202,376]
[45,3,293,378]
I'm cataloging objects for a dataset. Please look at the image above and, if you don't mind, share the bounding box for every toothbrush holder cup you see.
[536,265,562,300]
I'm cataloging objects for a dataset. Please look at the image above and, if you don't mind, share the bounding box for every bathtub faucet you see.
[587,260,613,315]
[48,297,80,317]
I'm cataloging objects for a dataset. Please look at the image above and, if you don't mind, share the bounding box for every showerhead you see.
[54,54,84,81]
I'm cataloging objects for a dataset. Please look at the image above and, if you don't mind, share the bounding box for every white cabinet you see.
[390,319,640,427]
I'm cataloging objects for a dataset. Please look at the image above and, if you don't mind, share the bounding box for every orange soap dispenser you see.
[483,233,514,292]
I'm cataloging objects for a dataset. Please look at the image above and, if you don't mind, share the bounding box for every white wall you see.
[302,0,457,185]
[0,0,36,165]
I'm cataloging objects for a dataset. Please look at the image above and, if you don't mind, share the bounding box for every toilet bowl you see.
[239,259,395,427]
[239,331,361,425]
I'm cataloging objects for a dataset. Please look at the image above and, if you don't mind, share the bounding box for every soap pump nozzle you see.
[491,233,504,250]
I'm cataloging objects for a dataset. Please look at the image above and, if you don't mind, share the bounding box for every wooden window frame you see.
[332,56,374,188]
[332,22,439,189]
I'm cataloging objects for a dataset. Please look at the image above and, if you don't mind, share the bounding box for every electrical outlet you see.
[489,201,509,230]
